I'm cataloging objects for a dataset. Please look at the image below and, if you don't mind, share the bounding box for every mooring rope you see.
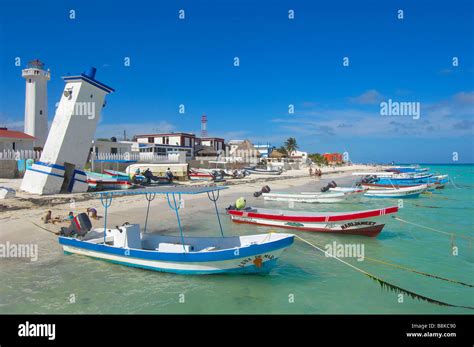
[364,256,473,288]
[294,235,474,310]
[449,177,462,189]
[392,216,474,242]
[31,221,59,235]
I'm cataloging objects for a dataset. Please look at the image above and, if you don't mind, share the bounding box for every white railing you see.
[93,152,185,163]
[0,149,42,160]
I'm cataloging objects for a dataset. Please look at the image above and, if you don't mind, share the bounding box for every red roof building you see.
[0,128,36,151]
[323,152,343,164]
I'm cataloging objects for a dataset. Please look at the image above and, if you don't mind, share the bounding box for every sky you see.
[0,0,473,163]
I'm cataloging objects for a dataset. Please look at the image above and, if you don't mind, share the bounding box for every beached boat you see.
[103,169,145,183]
[188,168,216,181]
[245,166,283,175]
[58,186,294,274]
[363,184,428,198]
[227,206,398,237]
[86,171,133,190]
[262,187,366,203]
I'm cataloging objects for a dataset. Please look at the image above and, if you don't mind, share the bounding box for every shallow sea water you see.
[1,165,472,314]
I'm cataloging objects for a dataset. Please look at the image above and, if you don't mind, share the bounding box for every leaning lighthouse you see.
[22,59,50,148]
[21,67,114,195]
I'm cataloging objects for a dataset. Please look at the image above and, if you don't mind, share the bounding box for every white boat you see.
[86,171,133,190]
[262,187,366,203]
[58,186,294,275]
[364,184,428,198]
[245,166,283,175]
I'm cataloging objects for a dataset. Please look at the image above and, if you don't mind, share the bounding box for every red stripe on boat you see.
[227,206,398,223]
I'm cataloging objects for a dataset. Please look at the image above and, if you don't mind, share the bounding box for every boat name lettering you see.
[341,221,376,230]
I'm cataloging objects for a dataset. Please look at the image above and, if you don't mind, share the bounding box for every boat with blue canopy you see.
[58,186,294,275]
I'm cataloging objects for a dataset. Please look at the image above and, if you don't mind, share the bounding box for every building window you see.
[111,147,118,154]
[12,142,16,150]
[148,137,154,143]
[28,79,31,83]
[39,110,43,115]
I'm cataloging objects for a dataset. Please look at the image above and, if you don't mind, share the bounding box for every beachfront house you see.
[323,152,344,164]
[91,139,133,155]
[0,128,35,151]
[290,150,309,163]
[135,132,196,159]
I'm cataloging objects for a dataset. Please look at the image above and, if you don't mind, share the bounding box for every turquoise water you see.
[1,165,473,314]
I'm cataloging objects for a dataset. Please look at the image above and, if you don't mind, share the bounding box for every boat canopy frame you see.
[97,186,228,251]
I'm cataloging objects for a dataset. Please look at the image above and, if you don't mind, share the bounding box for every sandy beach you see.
[0,164,386,244]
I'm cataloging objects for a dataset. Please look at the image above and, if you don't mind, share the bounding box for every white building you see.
[135,132,195,159]
[0,128,35,151]
[290,150,308,163]
[198,137,225,152]
[22,59,50,148]
[91,139,133,155]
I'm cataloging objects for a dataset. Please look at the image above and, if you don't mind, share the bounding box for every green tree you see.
[308,153,328,166]
[284,137,299,155]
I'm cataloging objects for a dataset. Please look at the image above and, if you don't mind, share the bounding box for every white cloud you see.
[348,89,384,105]
[271,91,474,139]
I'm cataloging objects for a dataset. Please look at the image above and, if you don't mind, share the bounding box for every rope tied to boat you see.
[392,216,474,243]
[293,234,474,310]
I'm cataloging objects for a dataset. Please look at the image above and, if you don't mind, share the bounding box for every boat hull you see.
[364,184,427,198]
[245,168,282,175]
[263,189,365,203]
[227,206,398,237]
[59,234,293,275]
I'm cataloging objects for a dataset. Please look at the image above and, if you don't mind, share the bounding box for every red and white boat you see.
[188,169,215,181]
[227,206,398,237]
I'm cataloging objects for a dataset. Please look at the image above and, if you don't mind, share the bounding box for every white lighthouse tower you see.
[22,59,50,148]
[21,67,114,195]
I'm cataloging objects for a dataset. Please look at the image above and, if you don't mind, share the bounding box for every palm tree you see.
[284,137,299,156]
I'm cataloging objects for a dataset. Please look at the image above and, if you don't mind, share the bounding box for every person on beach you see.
[166,168,174,182]
[42,210,52,224]
[66,212,74,221]
[87,207,98,220]
[309,167,313,176]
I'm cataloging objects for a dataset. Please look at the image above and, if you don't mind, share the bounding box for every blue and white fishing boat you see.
[363,184,428,198]
[354,172,449,189]
[58,186,294,275]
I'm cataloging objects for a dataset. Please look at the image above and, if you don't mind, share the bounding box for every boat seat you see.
[198,246,217,252]
[157,243,194,253]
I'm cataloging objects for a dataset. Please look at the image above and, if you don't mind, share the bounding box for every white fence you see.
[93,152,186,163]
[0,150,42,161]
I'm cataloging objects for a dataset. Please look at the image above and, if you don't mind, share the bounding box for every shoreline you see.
[0,166,370,245]
[0,164,386,214]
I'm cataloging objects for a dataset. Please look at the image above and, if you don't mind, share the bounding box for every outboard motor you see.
[321,181,337,192]
[253,185,271,197]
[60,213,92,237]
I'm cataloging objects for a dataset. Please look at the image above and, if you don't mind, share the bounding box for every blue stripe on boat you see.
[35,161,66,170]
[63,250,278,274]
[59,236,294,262]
